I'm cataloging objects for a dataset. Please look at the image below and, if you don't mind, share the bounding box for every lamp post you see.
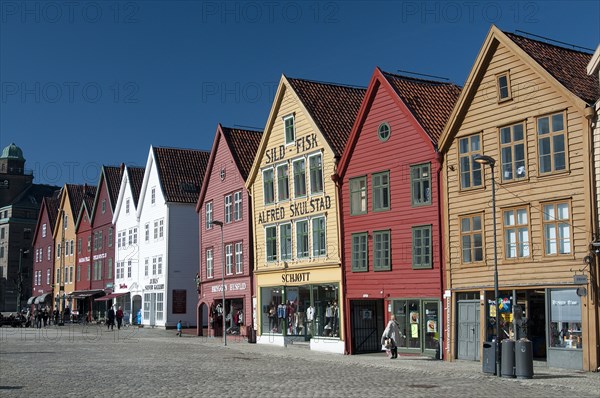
[58,209,66,326]
[474,154,500,377]
[211,220,226,346]
[16,248,30,313]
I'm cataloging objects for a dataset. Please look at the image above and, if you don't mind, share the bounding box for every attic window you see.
[284,114,295,145]
[378,122,391,142]
[497,72,512,102]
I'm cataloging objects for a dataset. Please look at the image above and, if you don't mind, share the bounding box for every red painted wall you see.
[75,211,92,291]
[32,200,55,298]
[89,178,116,292]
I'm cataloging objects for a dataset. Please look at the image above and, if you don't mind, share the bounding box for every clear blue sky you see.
[1,0,598,187]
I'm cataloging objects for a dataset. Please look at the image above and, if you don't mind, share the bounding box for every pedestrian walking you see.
[107,306,115,330]
[176,320,182,337]
[381,315,401,359]
[116,306,124,330]
[42,307,49,327]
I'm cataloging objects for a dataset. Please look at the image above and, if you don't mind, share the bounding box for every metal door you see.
[457,300,480,361]
[350,300,384,354]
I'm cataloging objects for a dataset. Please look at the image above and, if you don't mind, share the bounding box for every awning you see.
[34,293,51,304]
[95,292,128,302]
[70,290,105,299]
[27,296,37,305]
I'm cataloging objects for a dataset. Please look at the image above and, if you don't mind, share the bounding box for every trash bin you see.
[501,340,515,378]
[247,326,256,344]
[515,339,534,379]
[482,341,496,374]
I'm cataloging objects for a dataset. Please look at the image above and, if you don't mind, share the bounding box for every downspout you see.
[435,149,445,360]
[331,166,348,354]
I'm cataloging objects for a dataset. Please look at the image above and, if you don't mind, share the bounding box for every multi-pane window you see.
[126,198,130,214]
[157,257,162,275]
[412,226,432,269]
[350,176,367,215]
[411,164,431,206]
[497,72,512,101]
[42,224,46,237]
[205,201,213,229]
[538,112,566,174]
[374,230,391,271]
[159,219,164,239]
[309,154,323,194]
[351,233,368,272]
[117,261,124,279]
[233,191,242,221]
[107,259,113,279]
[543,201,571,255]
[225,194,233,224]
[128,229,133,246]
[312,216,326,257]
[144,258,149,277]
[46,269,51,284]
[152,257,157,275]
[154,221,159,240]
[266,226,277,262]
[127,260,131,278]
[235,242,243,274]
[296,220,309,258]
[460,214,483,263]
[93,260,102,281]
[206,249,213,278]
[284,115,295,145]
[293,159,306,198]
[277,164,290,201]
[500,122,526,181]
[151,187,156,205]
[263,168,275,205]
[47,246,51,260]
[57,243,61,258]
[280,223,292,260]
[77,238,82,254]
[77,264,81,281]
[102,199,106,214]
[459,134,483,189]
[108,228,113,247]
[156,293,164,322]
[225,244,233,275]
[372,171,390,211]
[145,223,150,242]
[503,207,530,259]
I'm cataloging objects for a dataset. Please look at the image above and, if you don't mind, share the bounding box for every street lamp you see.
[211,220,226,346]
[474,154,500,377]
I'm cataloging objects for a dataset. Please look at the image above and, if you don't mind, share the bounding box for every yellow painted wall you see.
[53,191,77,302]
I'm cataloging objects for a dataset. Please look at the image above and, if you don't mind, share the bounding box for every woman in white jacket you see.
[381,315,401,359]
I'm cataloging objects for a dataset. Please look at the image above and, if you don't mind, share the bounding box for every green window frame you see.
[280,223,292,260]
[373,230,391,271]
[412,225,432,269]
[263,168,275,205]
[293,158,306,198]
[266,226,277,262]
[411,163,431,206]
[284,115,295,145]
[311,216,326,257]
[372,171,390,211]
[277,164,290,201]
[351,232,368,272]
[309,154,323,194]
[350,176,367,215]
[296,220,309,259]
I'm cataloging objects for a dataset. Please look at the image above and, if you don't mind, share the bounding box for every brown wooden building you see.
[439,26,600,371]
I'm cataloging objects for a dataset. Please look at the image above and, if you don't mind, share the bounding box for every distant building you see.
[0,143,59,312]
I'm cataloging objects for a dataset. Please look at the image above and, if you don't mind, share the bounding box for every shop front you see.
[256,267,344,354]
[200,279,251,338]
[391,298,441,357]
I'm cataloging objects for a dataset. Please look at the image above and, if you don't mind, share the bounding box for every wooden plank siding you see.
[342,82,442,300]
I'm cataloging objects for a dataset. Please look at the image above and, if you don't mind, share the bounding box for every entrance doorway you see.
[457,300,480,361]
[132,295,142,325]
[350,299,384,354]
[198,303,208,336]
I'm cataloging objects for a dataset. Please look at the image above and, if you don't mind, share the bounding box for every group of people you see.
[105,305,125,330]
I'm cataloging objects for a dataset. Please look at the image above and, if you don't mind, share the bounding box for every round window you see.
[378,122,391,141]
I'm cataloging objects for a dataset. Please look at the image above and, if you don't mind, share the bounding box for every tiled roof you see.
[382,71,462,144]
[221,126,263,180]
[127,166,145,207]
[83,185,97,216]
[10,184,59,209]
[153,147,210,203]
[103,166,123,211]
[505,32,599,104]
[287,77,366,157]
[65,184,96,217]
[45,195,61,234]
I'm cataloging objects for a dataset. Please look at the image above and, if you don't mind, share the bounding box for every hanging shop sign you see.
[573,275,588,285]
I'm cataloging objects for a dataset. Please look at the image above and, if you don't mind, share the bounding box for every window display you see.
[392,299,440,352]
[549,289,582,349]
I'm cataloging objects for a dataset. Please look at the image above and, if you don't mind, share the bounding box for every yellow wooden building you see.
[439,26,599,371]
[246,75,364,353]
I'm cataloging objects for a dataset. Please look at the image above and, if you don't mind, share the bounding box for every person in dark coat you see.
[116,306,124,330]
[107,306,116,330]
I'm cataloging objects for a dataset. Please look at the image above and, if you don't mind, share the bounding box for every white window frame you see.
[206,201,213,229]
[206,248,213,278]
[225,194,233,224]
[235,242,243,274]
[233,191,242,221]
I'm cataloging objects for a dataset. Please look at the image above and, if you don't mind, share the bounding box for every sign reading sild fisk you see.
[265,134,319,164]
[257,196,331,224]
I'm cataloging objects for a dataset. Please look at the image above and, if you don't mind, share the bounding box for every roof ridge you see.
[381,70,461,87]
[153,145,210,153]
[221,125,264,133]
[504,31,594,55]
[286,76,367,90]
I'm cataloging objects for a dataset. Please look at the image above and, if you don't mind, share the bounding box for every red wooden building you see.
[336,68,460,356]
[30,193,61,309]
[196,124,262,337]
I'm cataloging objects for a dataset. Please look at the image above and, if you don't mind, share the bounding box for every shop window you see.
[349,176,367,215]
[261,286,283,334]
[459,134,483,189]
[460,214,483,263]
[393,300,422,349]
[549,289,582,349]
[542,201,571,256]
[411,163,431,206]
[537,112,567,174]
[500,122,526,181]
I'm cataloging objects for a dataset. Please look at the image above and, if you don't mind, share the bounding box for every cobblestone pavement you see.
[1,325,599,397]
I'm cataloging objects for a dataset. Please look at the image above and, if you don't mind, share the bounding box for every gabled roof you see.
[286,77,366,157]
[65,184,86,216]
[45,194,61,235]
[8,183,59,209]
[196,124,262,211]
[153,147,210,203]
[103,165,123,211]
[127,166,145,207]
[381,71,461,143]
[338,68,461,177]
[440,25,598,152]
[76,184,97,229]
[505,32,598,104]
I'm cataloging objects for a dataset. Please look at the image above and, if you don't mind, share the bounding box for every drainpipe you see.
[331,169,348,354]
[435,149,445,360]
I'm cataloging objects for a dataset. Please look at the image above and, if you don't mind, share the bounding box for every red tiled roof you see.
[381,71,462,144]
[103,166,123,211]
[65,184,96,217]
[153,147,210,203]
[45,195,61,234]
[505,32,599,104]
[221,127,263,180]
[286,77,366,157]
[127,166,145,207]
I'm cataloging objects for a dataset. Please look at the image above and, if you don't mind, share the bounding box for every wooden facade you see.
[439,26,599,371]
[31,196,59,305]
[337,68,460,356]
[196,124,262,338]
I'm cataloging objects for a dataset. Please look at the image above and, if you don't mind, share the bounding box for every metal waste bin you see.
[515,339,534,379]
[247,326,256,344]
[482,341,496,374]
[501,340,515,378]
